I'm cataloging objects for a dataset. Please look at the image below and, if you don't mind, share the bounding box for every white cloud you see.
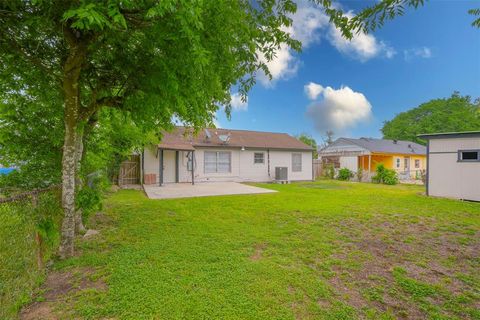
[213,117,221,128]
[327,11,396,61]
[304,82,324,100]
[257,2,329,87]
[257,44,298,86]
[230,93,248,111]
[403,47,432,61]
[258,3,396,86]
[288,4,330,47]
[306,83,372,133]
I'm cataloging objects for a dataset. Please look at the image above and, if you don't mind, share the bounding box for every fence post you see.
[31,192,43,270]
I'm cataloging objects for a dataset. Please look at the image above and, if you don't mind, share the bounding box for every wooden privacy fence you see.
[0,185,60,269]
[313,159,323,178]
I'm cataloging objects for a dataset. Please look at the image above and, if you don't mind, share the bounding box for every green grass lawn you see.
[37,181,479,319]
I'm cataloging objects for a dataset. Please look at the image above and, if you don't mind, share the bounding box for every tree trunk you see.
[74,124,86,234]
[59,95,78,258]
[59,33,87,259]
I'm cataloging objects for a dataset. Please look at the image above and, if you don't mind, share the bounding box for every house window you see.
[254,152,264,164]
[458,150,480,162]
[292,153,302,172]
[415,159,420,169]
[204,151,231,173]
[404,158,409,170]
[396,158,401,168]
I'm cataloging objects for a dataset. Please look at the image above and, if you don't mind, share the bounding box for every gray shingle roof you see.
[339,137,426,155]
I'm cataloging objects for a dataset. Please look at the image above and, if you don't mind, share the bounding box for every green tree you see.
[296,134,318,158]
[468,8,480,28]
[0,0,430,257]
[382,93,480,145]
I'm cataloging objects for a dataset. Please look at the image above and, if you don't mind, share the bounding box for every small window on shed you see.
[415,159,420,169]
[254,152,264,164]
[458,150,480,162]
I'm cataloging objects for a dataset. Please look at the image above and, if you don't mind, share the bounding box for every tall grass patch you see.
[0,191,62,319]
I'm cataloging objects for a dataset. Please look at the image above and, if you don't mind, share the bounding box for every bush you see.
[76,172,110,223]
[356,167,364,182]
[337,168,354,181]
[372,164,399,185]
[323,164,335,179]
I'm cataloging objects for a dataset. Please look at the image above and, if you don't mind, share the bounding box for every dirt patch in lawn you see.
[327,216,480,319]
[88,211,115,229]
[20,267,107,320]
[250,243,266,261]
[298,183,348,190]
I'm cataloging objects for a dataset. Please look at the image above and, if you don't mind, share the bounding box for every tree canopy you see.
[296,134,318,158]
[382,93,480,145]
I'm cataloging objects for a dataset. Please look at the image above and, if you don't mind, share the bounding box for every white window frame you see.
[292,153,302,172]
[254,152,264,164]
[204,151,231,173]
[395,158,401,169]
[458,149,480,162]
[414,159,420,169]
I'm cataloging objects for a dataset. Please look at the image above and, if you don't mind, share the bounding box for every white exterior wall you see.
[428,137,480,201]
[340,156,358,172]
[143,147,160,184]
[143,146,313,184]
[268,150,312,181]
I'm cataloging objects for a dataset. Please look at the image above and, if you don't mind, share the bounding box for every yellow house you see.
[319,137,427,181]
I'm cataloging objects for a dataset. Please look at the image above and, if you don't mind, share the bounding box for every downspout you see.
[267,149,270,179]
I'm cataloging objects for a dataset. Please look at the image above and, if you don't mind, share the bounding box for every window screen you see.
[415,159,420,169]
[217,152,231,173]
[459,150,479,161]
[254,152,264,164]
[292,153,302,172]
[204,151,231,173]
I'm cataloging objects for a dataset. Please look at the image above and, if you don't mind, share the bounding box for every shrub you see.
[356,167,364,182]
[337,168,354,181]
[323,164,335,179]
[76,172,110,223]
[372,164,399,185]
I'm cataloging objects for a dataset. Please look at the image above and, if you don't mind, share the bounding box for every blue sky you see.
[216,0,480,143]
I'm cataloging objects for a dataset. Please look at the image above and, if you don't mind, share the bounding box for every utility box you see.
[275,167,288,181]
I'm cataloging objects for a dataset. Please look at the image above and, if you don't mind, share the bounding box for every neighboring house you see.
[418,131,480,202]
[318,137,426,181]
[141,127,314,185]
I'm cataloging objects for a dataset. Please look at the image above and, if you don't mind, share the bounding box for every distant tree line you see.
[382,92,480,145]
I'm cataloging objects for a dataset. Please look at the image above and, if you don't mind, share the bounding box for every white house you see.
[141,127,313,185]
[418,131,480,202]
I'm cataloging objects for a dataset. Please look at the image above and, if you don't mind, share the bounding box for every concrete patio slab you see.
[143,182,277,199]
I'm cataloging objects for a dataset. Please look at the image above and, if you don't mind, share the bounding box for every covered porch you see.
[156,146,196,186]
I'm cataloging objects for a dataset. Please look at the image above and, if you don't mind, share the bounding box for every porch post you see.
[175,151,179,183]
[368,154,372,175]
[158,148,164,186]
[191,151,195,185]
